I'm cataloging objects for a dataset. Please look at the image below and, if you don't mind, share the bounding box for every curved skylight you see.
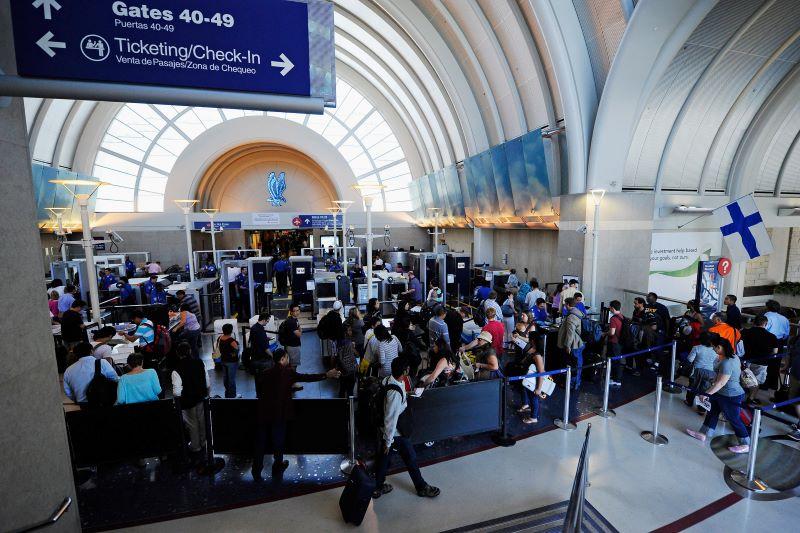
[92,79,412,212]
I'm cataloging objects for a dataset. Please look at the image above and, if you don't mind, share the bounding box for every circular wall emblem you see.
[717,257,732,277]
[80,35,110,62]
[292,216,302,227]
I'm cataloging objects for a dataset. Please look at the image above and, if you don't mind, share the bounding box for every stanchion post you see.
[664,341,681,394]
[201,397,226,475]
[542,334,548,368]
[594,358,616,418]
[555,368,576,431]
[491,378,517,446]
[731,409,767,491]
[641,376,668,445]
[340,396,357,474]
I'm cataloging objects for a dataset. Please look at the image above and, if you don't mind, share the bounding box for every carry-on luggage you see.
[339,462,375,525]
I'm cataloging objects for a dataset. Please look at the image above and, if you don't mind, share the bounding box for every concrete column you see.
[473,227,494,266]
[0,4,80,530]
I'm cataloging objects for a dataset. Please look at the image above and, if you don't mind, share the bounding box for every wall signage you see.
[267,171,287,207]
[293,214,343,229]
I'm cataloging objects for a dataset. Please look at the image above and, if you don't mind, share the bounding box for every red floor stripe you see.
[649,492,743,533]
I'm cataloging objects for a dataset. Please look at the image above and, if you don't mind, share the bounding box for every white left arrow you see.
[270,53,294,76]
[36,31,66,57]
[32,0,62,20]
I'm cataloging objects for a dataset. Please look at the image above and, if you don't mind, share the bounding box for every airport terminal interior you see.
[4,0,800,531]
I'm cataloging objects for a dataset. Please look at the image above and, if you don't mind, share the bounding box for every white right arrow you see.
[32,0,62,20]
[270,53,294,76]
[36,31,66,57]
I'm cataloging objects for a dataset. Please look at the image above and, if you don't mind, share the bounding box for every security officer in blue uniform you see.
[124,256,136,279]
[118,276,136,305]
[236,266,250,318]
[99,268,117,290]
[149,282,168,305]
[273,255,290,296]
[142,274,159,299]
[234,246,245,260]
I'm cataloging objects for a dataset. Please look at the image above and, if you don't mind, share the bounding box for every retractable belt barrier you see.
[65,399,185,467]
[208,398,349,455]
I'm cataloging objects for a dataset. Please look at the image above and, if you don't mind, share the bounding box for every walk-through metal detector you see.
[409,252,447,301]
[220,257,273,318]
[446,252,471,303]
[50,260,90,303]
[290,255,314,310]
[193,249,261,272]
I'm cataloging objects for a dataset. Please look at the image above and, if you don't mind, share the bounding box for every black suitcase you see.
[339,463,375,525]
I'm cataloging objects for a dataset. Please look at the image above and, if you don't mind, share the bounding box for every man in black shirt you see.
[280,305,302,368]
[61,299,88,351]
[249,313,274,373]
[741,315,778,404]
[171,342,210,465]
[444,306,469,354]
[645,292,671,342]
[724,294,742,330]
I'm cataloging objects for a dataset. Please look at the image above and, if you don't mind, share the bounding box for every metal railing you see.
[11,497,72,533]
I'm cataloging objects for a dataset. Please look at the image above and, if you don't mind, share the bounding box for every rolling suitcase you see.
[339,462,375,525]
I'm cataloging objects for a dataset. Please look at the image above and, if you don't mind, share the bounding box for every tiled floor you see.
[115,389,800,533]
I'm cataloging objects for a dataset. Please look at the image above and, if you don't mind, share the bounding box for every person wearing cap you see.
[460,330,500,380]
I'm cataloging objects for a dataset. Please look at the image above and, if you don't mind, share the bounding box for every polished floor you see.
[114,388,799,533]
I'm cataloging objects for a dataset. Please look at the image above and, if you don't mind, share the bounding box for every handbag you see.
[521,364,555,396]
[740,367,758,389]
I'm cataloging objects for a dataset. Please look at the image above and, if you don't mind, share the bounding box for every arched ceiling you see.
[591,0,800,199]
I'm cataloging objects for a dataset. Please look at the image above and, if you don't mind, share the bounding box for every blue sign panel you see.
[294,214,343,229]
[193,221,242,230]
[10,0,311,96]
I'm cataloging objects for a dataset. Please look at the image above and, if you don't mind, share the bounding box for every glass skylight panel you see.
[222,108,245,120]
[306,113,332,134]
[174,110,209,140]
[101,133,146,161]
[95,198,134,212]
[321,118,349,145]
[372,146,404,167]
[138,174,168,194]
[96,184,134,202]
[137,191,164,212]
[153,104,185,120]
[379,161,410,179]
[348,153,374,176]
[95,150,140,175]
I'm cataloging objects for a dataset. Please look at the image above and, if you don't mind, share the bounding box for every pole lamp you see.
[333,200,354,276]
[353,185,384,300]
[588,189,606,310]
[174,199,198,281]
[327,206,340,263]
[46,207,70,261]
[202,208,220,267]
[49,179,108,324]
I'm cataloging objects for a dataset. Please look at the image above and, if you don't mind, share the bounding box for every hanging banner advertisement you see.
[696,260,724,319]
[648,232,721,301]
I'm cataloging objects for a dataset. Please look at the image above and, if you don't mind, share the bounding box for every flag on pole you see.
[712,194,773,263]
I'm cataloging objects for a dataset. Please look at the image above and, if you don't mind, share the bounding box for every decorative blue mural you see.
[267,171,288,207]
[31,164,96,226]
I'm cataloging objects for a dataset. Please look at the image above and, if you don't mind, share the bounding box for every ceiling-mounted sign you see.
[193,221,242,230]
[294,214,343,229]
[6,0,336,110]
[252,213,280,226]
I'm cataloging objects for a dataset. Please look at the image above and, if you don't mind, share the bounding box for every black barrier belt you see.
[508,342,674,382]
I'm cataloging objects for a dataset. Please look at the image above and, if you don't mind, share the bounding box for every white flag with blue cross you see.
[712,194,772,263]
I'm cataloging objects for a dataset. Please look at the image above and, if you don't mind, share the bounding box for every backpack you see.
[473,300,487,328]
[278,319,293,346]
[85,359,118,407]
[369,382,413,438]
[141,322,171,356]
[617,315,635,351]
[581,317,602,343]
[501,302,515,318]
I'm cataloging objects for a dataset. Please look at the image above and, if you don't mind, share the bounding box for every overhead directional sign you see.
[293,214,343,229]
[9,0,315,97]
[193,221,242,231]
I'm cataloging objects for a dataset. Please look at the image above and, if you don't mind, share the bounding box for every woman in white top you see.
[374,324,401,377]
[91,326,117,362]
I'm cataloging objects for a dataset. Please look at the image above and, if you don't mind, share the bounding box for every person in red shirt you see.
[481,307,505,356]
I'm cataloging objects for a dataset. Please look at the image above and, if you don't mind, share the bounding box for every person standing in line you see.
[444,305,469,354]
[740,315,778,404]
[524,281,547,313]
[216,323,240,399]
[57,285,77,316]
[684,332,717,409]
[403,271,423,305]
[63,342,119,403]
[251,348,340,480]
[171,341,211,464]
[724,294,742,330]
[373,357,440,499]
[61,299,88,352]
[374,325,402,377]
[606,300,625,388]
[764,299,790,391]
[686,338,751,454]
[557,297,585,389]
[427,305,450,347]
[483,291,503,322]
[644,292,671,344]
[558,280,579,313]
[281,304,303,369]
